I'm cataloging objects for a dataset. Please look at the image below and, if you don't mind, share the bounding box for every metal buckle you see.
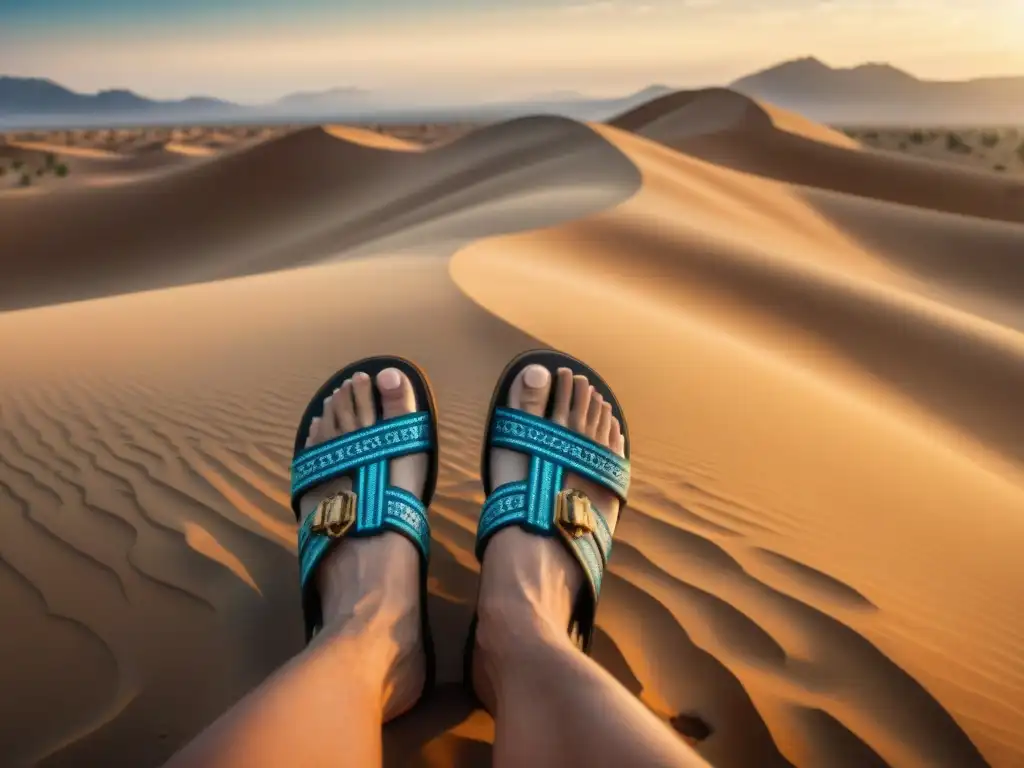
[310,491,357,538]
[555,489,596,538]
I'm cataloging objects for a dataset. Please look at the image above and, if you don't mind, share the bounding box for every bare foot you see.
[298,368,428,720]
[472,364,625,706]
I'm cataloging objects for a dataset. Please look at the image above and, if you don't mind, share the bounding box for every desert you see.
[1,81,1023,768]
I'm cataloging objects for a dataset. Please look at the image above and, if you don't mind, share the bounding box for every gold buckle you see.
[555,489,596,538]
[310,491,357,538]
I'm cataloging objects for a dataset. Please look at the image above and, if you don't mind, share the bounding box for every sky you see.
[1,0,1022,103]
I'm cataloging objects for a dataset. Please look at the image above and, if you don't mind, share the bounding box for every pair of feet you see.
[297,363,626,717]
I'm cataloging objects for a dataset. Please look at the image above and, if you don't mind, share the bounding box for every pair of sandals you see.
[290,349,631,710]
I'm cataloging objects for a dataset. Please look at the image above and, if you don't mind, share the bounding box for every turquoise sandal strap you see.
[476,477,614,601]
[489,407,630,500]
[290,412,431,511]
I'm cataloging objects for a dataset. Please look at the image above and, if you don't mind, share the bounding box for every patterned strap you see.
[290,412,431,514]
[490,407,630,501]
[291,412,433,639]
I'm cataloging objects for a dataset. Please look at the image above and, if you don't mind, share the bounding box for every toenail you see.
[523,365,550,389]
[354,372,370,381]
[378,368,402,391]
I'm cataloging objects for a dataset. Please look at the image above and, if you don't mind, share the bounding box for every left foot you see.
[298,368,428,720]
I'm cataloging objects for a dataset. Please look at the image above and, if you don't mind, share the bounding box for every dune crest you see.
[610,87,859,149]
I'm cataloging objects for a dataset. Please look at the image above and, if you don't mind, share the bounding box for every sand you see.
[0,89,1022,768]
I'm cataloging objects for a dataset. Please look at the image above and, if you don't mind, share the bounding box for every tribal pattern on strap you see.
[290,412,432,639]
[476,408,629,607]
[291,412,431,511]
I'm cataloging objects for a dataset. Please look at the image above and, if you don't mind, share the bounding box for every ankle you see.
[475,528,582,661]
[318,533,420,617]
[309,534,425,718]
[314,533,421,667]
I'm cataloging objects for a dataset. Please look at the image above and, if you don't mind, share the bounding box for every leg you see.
[165,369,428,768]
[473,365,710,768]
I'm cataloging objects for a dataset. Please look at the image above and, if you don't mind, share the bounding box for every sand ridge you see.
[609,89,1024,225]
[1,88,1023,767]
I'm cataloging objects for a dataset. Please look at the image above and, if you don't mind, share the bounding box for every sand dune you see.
[610,88,1024,225]
[1,88,1023,768]
[0,118,638,310]
[610,87,859,149]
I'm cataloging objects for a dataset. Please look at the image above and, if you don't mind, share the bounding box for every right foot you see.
[472,364,626,705]
[298,367,428,720]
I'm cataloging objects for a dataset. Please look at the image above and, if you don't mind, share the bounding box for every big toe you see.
[377,367,416,419]
[376,368,428,498]
[490,364,551,488]
[511,364,551,416]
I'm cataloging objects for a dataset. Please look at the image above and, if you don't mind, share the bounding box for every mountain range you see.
[731,57,1024,124]
[3,58,1023,128]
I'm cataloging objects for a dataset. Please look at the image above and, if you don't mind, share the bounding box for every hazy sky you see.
[2,0,1022,102]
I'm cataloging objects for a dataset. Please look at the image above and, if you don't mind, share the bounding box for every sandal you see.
[464,349,631,693]
[290,355,438,702]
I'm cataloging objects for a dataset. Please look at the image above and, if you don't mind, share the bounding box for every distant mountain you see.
[731,57,1024,124]
[0,75,679,127]
[273,87,376,112]
[0,76,236,118]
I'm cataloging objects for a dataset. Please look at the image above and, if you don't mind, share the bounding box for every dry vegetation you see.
[842,126,1024,175]
[0,122,478,191]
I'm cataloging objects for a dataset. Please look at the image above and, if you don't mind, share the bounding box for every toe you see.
[333,380,359,433]
[550,368,573,426]
[570,376,592,432]
[610,419,625,457]
[377,367,416,419]
[378,367,428,500]
[307,416,322,447]
[596,402,613,445]
[319,394,340,440]
[509,364,552,417]
[352,372,376,428]
[584,393,603,438]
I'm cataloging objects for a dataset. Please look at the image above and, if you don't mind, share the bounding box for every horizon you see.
[5,56,1024,108]
[2,1,1022,104]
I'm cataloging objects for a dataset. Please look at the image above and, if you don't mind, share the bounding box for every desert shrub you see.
[993,164,1006,172]
[12,159,23,170]
[1017,140,1024,162]
[35,167,44,177]
[909,130,926,144]
[55,163,69,177]
[863,130,879,140]
[19,173,31,187]
[980,131,1000,148]
[0,166,5,177]
[898,141,908,150]
[45,152,57,168]
[946,132,971,153]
